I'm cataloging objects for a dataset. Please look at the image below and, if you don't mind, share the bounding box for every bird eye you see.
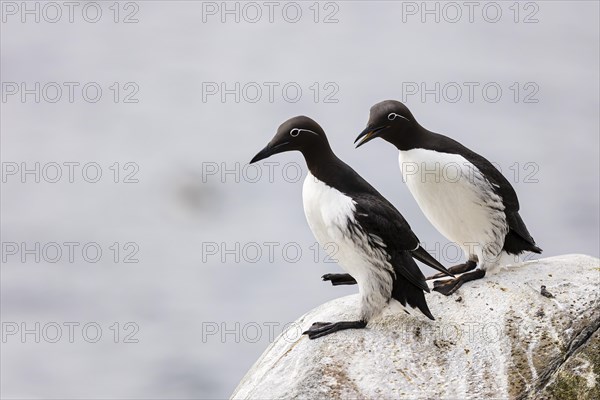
[387,113,397,121]
[289,128,319,137]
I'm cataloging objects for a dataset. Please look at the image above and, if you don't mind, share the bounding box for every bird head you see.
[355,100,416,149]
[250,116,328,163]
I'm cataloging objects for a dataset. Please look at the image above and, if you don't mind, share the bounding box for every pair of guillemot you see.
[250,100,541,339]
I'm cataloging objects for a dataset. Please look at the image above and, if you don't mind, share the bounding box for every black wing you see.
[428,132,540,251]
[461,150,541,251]
[352,193,438,292]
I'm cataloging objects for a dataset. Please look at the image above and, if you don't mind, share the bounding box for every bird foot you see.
[303,320,367,340]
[321,273,357,286]
[432,269,486,296]
[432,278,465,296]
[427,260,477,280]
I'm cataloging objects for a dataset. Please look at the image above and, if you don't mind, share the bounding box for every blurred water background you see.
[1,1,599,398]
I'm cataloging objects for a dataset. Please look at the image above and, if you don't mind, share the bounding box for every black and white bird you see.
[355,100,542,296]
[250,116,453,339]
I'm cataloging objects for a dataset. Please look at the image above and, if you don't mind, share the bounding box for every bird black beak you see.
[354,126,388,148]
[249,141,290,164]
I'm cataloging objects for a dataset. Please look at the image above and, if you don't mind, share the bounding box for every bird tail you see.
[392,252,435,320]
[504,212,542,254]
[503,229,542,255]
[411,245,455,278]
[530,244,542,254]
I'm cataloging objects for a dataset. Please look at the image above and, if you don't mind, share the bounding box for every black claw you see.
[302,321,331,335]
[304,322,334,335]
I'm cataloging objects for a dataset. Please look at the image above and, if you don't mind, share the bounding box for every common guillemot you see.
[355,100,542,296]
[250,116,453,339]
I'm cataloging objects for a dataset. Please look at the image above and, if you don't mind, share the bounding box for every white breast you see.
[399,149,507,265]
[302,172,365,280]
[302,172,394,321]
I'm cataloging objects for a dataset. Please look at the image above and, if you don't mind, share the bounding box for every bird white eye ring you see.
[388,113,409,122]
[289,128,318,137]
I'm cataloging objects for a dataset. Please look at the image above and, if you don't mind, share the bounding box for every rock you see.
[231,255,600,400]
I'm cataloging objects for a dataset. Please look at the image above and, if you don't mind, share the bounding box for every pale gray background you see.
[1,1,599,399]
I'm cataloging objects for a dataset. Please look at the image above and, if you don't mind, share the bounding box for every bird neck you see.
[302,143,340,179]
[386,123,432,151]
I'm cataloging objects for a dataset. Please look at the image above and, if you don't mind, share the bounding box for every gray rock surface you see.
[232,255,600,399]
